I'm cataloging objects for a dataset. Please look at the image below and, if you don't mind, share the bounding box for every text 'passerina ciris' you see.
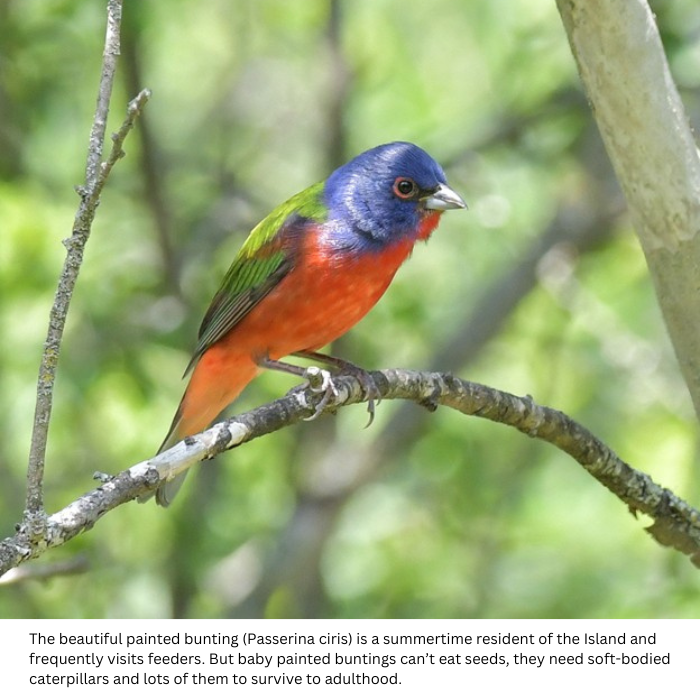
[154,142,466,505]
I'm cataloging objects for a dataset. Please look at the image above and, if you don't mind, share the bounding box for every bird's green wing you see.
[184,181,327,375]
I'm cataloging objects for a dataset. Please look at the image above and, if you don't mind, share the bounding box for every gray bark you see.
[557,0,700,419]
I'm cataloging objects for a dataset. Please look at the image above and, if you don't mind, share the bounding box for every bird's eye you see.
[393,177,418,199]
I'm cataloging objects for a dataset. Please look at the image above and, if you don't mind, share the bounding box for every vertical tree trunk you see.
[557,0,700,420]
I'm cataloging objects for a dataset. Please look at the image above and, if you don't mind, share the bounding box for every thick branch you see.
[2,370,699,576]
[556,0,700,420]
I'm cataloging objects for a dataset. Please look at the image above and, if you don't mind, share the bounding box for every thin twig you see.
[24,1,150,534]
[25,0,124,520]
[2,370,699,576]
[85,0,122,188]
[24,89,150,522]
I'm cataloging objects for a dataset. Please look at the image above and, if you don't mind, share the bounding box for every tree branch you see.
[25,0,122,517]
[24,0,148,534]
[3,369,699,577]
[85,0,122,188]
[556,0,700,421]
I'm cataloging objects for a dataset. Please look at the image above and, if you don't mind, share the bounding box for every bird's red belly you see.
[219,235,418,360]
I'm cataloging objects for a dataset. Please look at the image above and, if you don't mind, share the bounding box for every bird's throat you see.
[417,211,442,241]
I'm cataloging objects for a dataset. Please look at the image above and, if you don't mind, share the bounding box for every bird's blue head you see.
[324,142,466,250]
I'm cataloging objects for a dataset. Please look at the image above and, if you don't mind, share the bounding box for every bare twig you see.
[25,0,121,518]
[2,370,699,576]
[85,0,122,188]
[24,0,148,532]
[24,89,150,522]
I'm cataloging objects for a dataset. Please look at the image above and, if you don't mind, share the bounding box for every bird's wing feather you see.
[184,182,327,375]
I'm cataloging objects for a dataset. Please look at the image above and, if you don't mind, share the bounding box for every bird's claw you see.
[302,367,338,421]
[299,361,381,426]
[356,372,381,428]
[335,366,381,428]
[290,352,383,427]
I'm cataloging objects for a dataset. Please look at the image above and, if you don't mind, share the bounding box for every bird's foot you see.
[293,351,381,427]
[302,367,339,421]
[344,365,381,428]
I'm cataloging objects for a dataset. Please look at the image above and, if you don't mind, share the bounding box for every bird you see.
[153,141,466,506]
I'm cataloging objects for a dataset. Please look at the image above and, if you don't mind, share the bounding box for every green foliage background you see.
[1,0,699,618]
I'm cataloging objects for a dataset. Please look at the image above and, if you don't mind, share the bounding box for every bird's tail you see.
[151,349,259,507]
[152,407,191,508]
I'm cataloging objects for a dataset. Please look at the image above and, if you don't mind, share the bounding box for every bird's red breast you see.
[217,212,443,361]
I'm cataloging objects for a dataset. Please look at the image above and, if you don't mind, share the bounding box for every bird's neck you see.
[416,211,442,241]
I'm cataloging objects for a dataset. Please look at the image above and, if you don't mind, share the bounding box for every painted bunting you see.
[154,141,466,506]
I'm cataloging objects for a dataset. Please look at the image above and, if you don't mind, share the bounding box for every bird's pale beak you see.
[423,183,467,211]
